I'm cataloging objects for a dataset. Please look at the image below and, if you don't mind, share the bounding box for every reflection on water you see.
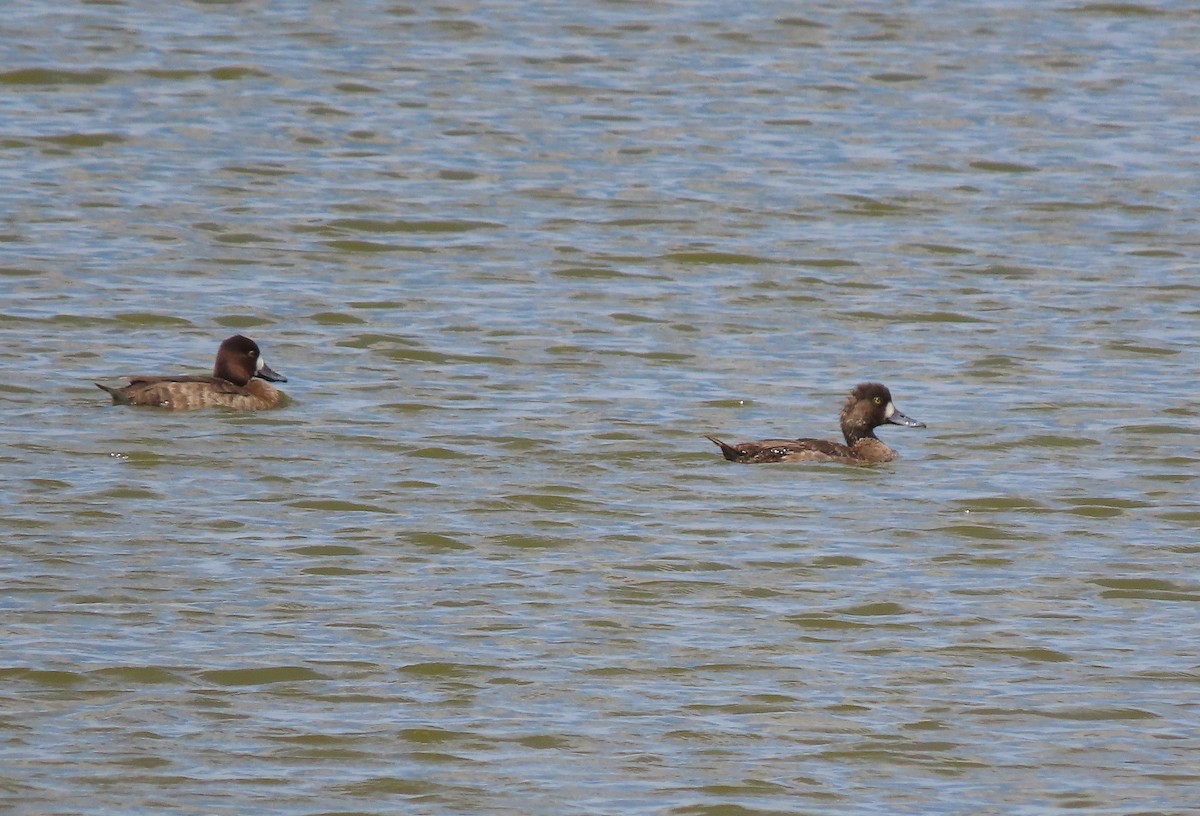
[3,1,1200,813]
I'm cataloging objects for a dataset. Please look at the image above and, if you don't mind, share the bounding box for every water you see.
[3,1,1200,813]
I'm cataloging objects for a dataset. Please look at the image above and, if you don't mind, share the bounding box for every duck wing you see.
[122,375,247,393]
[707,435,851,464]
[95,375,249,408]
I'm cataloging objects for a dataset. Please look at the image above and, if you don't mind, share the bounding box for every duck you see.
[707,382,924,464]
[96,335,288,411]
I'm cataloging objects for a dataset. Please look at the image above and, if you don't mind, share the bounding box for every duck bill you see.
[256,363,287,383]
[885,404,925,428]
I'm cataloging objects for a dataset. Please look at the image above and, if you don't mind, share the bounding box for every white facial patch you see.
[884,401,895,419]
[255,356,264,373]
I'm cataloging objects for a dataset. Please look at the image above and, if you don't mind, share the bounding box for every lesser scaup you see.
[96,334,288,411]
[707,382,924,464]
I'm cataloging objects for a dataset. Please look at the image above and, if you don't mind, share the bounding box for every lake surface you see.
[3,1,1200,813]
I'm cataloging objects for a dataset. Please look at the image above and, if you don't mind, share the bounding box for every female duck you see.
[707,382,924,464]
[96,335,288,411]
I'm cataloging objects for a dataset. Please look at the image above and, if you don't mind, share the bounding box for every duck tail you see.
[95,382,128,404]
[705,435,741,462]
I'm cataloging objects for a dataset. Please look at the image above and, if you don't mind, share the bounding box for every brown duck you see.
[96,335,288,411]
[707,382,924,464]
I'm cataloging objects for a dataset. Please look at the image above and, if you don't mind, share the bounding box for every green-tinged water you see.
[3,2,1200,814]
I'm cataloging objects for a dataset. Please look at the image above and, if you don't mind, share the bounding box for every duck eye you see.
[872,396,883,405]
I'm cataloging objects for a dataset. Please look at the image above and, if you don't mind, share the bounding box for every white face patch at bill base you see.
[884,402,895,419]
[256,356,264,373]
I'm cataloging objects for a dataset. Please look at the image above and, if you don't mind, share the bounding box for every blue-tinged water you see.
[2,2,1200,814]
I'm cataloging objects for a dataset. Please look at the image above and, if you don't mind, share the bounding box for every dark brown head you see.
[213,335,287,387]
[839,382,924,444]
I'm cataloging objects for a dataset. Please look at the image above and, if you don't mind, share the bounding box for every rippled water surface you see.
[4,1,1200,813]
